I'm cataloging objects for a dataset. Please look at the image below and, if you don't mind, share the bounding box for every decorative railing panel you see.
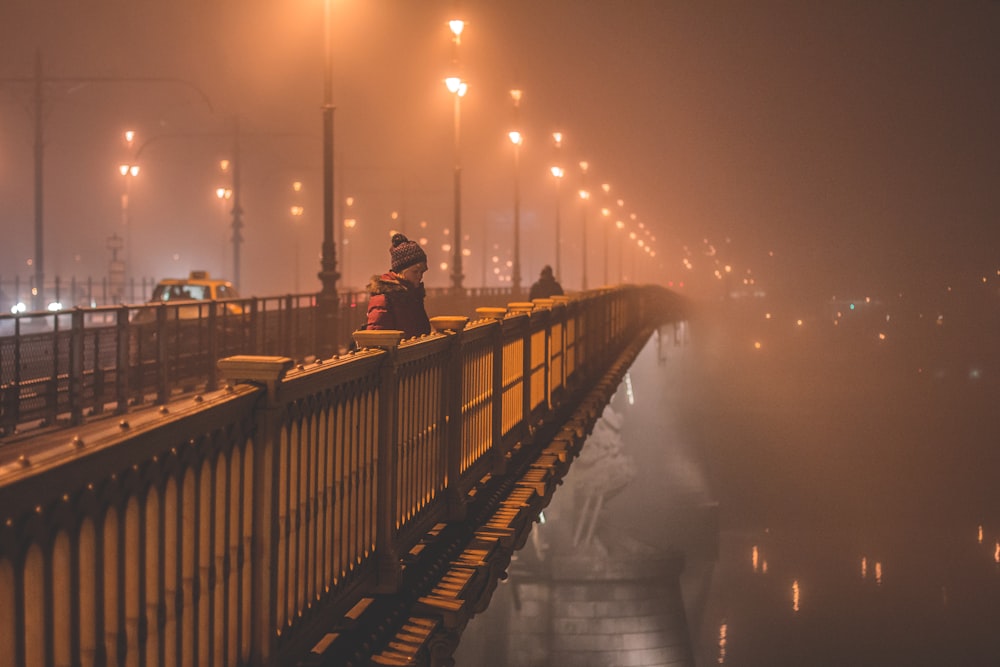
[457,321,498,479]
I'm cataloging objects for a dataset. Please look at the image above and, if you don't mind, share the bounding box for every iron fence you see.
[0,288,517,439]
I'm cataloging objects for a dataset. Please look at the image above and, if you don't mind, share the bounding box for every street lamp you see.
[550,165,564,282]
[600,205,611,286]
[600,182,611,285]
[578,161,589,290]
[509,128,523,295]
[615,218,626,282]
[343,196,357,289]
[290,204,305,292]
[551,130,564,281]
[445,74,467,292]
[117,129,140,298]
[215,185,232,276]
[445,18,467,292]
[509,88,523,294]
[317,0,340,355]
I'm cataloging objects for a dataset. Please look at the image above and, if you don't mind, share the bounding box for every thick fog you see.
[2,1,997,307]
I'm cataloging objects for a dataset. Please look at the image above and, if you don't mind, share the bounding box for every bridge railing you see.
[0,285,676,666]
[0,288,515,439]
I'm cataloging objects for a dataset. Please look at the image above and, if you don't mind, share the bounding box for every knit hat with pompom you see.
[389,233,427,273]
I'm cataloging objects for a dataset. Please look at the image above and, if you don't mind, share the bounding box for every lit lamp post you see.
[578,160,589,290]
[600,182,611,285]
[290,204,305,292]
[551,131,564,280]
[600,206,611,286]
[509,128,523,295]
[615,218,626,282]
[446,18,466,292]
[444,75,467,292]
[215,184,232,276]
[343,196,356,289]
[550,165,564,281]
[509,88,523,294]
[317,0,340,355]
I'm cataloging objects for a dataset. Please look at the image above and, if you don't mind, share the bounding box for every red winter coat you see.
[365,273,431,339]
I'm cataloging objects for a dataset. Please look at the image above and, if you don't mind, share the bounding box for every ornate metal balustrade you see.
[0,285,682,666]
[0,288,516,439]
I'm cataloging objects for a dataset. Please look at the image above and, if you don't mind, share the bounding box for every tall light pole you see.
[116,162,139,300]
[214,178,232,277]
[290,204,305,292]
[317,0,340,355]
[509,129,523,295]
[550,165,564,282]
[600,182,611,286]
[578,159,590,290]
[616,218,626,282]
[580,160,590,289]
[343,196,357,289]
[509,89,524,295]
[446,18,466,292]
[117,130,139,299]
[551,131,564,282]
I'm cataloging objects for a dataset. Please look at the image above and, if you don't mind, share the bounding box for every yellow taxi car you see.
[132,271,243,324]
[149,271,240,306]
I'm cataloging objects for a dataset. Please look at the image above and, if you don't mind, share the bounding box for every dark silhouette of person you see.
[529,265,564,301]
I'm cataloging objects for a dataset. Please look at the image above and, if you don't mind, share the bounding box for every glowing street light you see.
[508,88,524,293]
[445,76,468,291]
[509,127,523,294]
[550,164,565,282]
[445,17,467,291]
[117,129,140,289]
[551,131,564,281]
[578,160,590,290]
[317,0,340,355]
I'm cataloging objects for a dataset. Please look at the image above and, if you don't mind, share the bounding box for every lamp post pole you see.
[509,89,524,295]
[317,0,340,355]
[447,19,466,293]
[601,182,611,286]
[509,130,523,295]
[550,165,564,282]
[117,129,139,295]
[578,159,590,291]
[551,131,564,282]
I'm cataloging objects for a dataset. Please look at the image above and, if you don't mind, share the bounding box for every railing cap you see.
[507,301,535,313]
[352,329,404,350]
[475,307,507,320]
[429,316,469,333]
[217,355,295,384]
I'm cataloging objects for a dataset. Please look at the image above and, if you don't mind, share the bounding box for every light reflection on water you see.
[457,309,1000,666]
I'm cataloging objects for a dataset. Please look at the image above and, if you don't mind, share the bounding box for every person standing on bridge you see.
[529,265,564,301]
[365,232,431,338]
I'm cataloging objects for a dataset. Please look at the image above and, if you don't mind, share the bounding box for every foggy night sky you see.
[1,0,998,304]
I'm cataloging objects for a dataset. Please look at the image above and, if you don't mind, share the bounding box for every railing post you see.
[206,300,219,392]
[352,330,405,593]
[115,305,130,414]
[248,298,260,355]
[476,309,507,474]
[217,354,294,666]
[493,316,509,473]
[155,303,169,405]
[441,325,467,521]
[68,307,84,425]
